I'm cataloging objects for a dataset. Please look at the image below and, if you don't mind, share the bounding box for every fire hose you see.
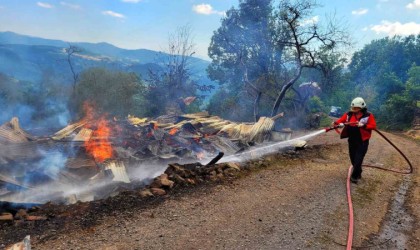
[325,123,414,249]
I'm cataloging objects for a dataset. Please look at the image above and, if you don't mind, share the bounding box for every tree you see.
[208,0,281,121]
[73,68,147,118]
[270,0,349,116]
[348,35,420,127]
[350,35,420,85]
[379,64,420,129]
[65,44,82,92]
[147,25,199,116]
[208,0,349,121]
[207,87,254,121]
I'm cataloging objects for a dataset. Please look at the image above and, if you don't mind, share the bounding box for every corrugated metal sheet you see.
[52,119,87,140]
[105,160,130,183]
[0,117,34,143]
[73,128,93,142]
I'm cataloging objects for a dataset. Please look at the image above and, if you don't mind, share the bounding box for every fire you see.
[169,128,178,135]
[83,102,114,163]
[85,118,113,163]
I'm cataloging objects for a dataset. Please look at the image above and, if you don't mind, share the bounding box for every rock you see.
[151,174,175,189]
[150,180,162,188]
[165,164,187,177]
[162,178,175,188]
[170,174,186,184]
[0,213,13,222]
[224,168,238,176]
[225,162,241,170]
[150,188,166,196]
[157,174,175,188]
[139,189,154,198]
[185,178,196,185]
[293,140,307,149]
[26,215,47,221]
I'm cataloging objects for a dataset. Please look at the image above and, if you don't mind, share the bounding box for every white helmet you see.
[351,97,366,109]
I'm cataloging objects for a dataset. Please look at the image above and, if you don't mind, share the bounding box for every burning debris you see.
[0,110,291,206]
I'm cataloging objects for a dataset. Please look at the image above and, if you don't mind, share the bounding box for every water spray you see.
[219,129,328,164]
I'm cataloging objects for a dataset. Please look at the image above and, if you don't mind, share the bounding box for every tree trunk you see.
[254,91,262,122]
[271,68,303,117]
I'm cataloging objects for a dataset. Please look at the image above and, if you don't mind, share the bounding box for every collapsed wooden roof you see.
[0,117,35,143]
[0,112,289,201]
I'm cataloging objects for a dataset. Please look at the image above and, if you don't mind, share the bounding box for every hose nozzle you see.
[325,125,340,132]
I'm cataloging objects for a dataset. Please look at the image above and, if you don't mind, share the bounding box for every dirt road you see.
[1,130,419,249]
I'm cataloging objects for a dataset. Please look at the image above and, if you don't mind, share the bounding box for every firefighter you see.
[333,97,377,183]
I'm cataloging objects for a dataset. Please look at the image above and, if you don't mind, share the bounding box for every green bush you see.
[73,68,147,118]
[308,96,326,113]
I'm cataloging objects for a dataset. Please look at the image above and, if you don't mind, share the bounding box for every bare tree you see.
[147,24,197,115]
[165,24,195,95]
[271,0,350,116]
[64,44,83,117]
[65,44,82,92]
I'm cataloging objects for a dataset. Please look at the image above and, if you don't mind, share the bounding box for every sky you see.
[0,0,419,60]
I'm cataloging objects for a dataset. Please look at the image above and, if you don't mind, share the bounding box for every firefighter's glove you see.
[357,121,365,127]
[338,123,345,128]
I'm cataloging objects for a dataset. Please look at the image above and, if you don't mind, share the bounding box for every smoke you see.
[129,162,169,183]
[0,74,71,133]
[0,103,35,127]
[42,98,71,127]
[0,101,70,133]
[2,161,168,204]
[35,150,67,179]
[10,149,67,188]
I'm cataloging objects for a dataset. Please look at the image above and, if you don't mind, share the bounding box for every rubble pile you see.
[139,160,242,197]
[0,111,291,205]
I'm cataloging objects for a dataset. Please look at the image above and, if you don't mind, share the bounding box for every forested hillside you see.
[0,31,216,128]
[1,2,419,131]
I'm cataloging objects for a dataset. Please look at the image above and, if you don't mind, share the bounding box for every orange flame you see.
[83,102,113,163]
[85,118,113,163]
[169,128,178,135]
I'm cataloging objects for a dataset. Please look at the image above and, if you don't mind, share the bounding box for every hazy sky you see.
[0,0,419,59]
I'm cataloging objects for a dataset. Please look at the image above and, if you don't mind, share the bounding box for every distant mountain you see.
[0,31,68,47]
[0,31,204,65]
[0,31,215,97]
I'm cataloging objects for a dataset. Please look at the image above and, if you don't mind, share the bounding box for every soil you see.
[1,130,419,249]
